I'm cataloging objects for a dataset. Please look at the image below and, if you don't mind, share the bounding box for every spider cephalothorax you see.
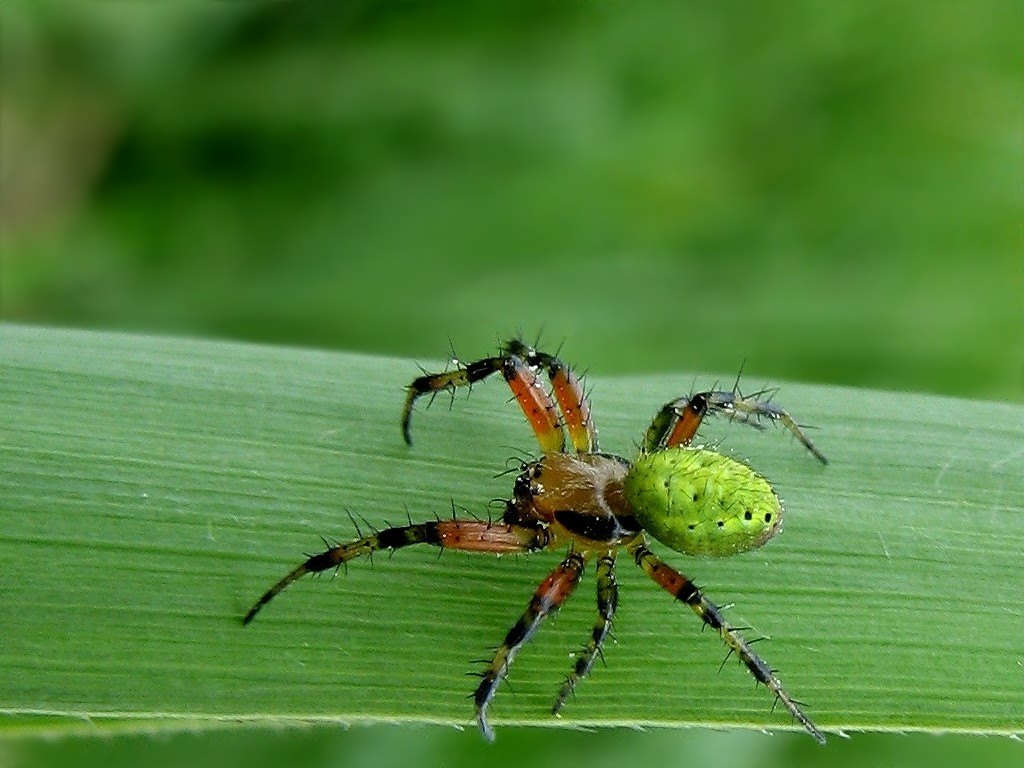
[244,339,828,743]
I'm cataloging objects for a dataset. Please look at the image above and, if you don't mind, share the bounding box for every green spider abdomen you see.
[623,447,782,557]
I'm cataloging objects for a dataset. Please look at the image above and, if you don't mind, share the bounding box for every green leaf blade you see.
[1,324,1022,740]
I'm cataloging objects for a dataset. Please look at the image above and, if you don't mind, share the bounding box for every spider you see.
[243,339,828,743]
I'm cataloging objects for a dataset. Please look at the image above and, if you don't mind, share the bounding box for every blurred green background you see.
[3,0,1021,402]
[1,1,1020,766]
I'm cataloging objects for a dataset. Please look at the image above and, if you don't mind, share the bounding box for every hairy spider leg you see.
[552,552,618,714]
[642,391,828,464]
[629,540,826,744]
[402,352,566,454]
[706,391,828,464]
[243,520,551,625]
[536,353,598,453]
[475,550,586,741]
[504,340,598,453]
[642,392,710,452]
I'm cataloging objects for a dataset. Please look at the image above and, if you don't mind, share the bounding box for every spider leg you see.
[474,550,586,741]
[552,551,617,715]
[243,520,551,625]
[642,390,827,464]
[629,540,825,744]
[402,349,565,454]
[526,345,599,453]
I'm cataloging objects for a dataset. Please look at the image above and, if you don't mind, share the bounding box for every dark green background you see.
[2,1,1020,766]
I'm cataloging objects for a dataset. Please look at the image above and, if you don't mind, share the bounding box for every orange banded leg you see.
[243,520,551,625]
[629,540,826,744]
[531,349,598,453]
[642,390,827,464]
[402,352,565,454]
[474,551,586,741]
[552,552,617,714]
[642,392,709,452]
